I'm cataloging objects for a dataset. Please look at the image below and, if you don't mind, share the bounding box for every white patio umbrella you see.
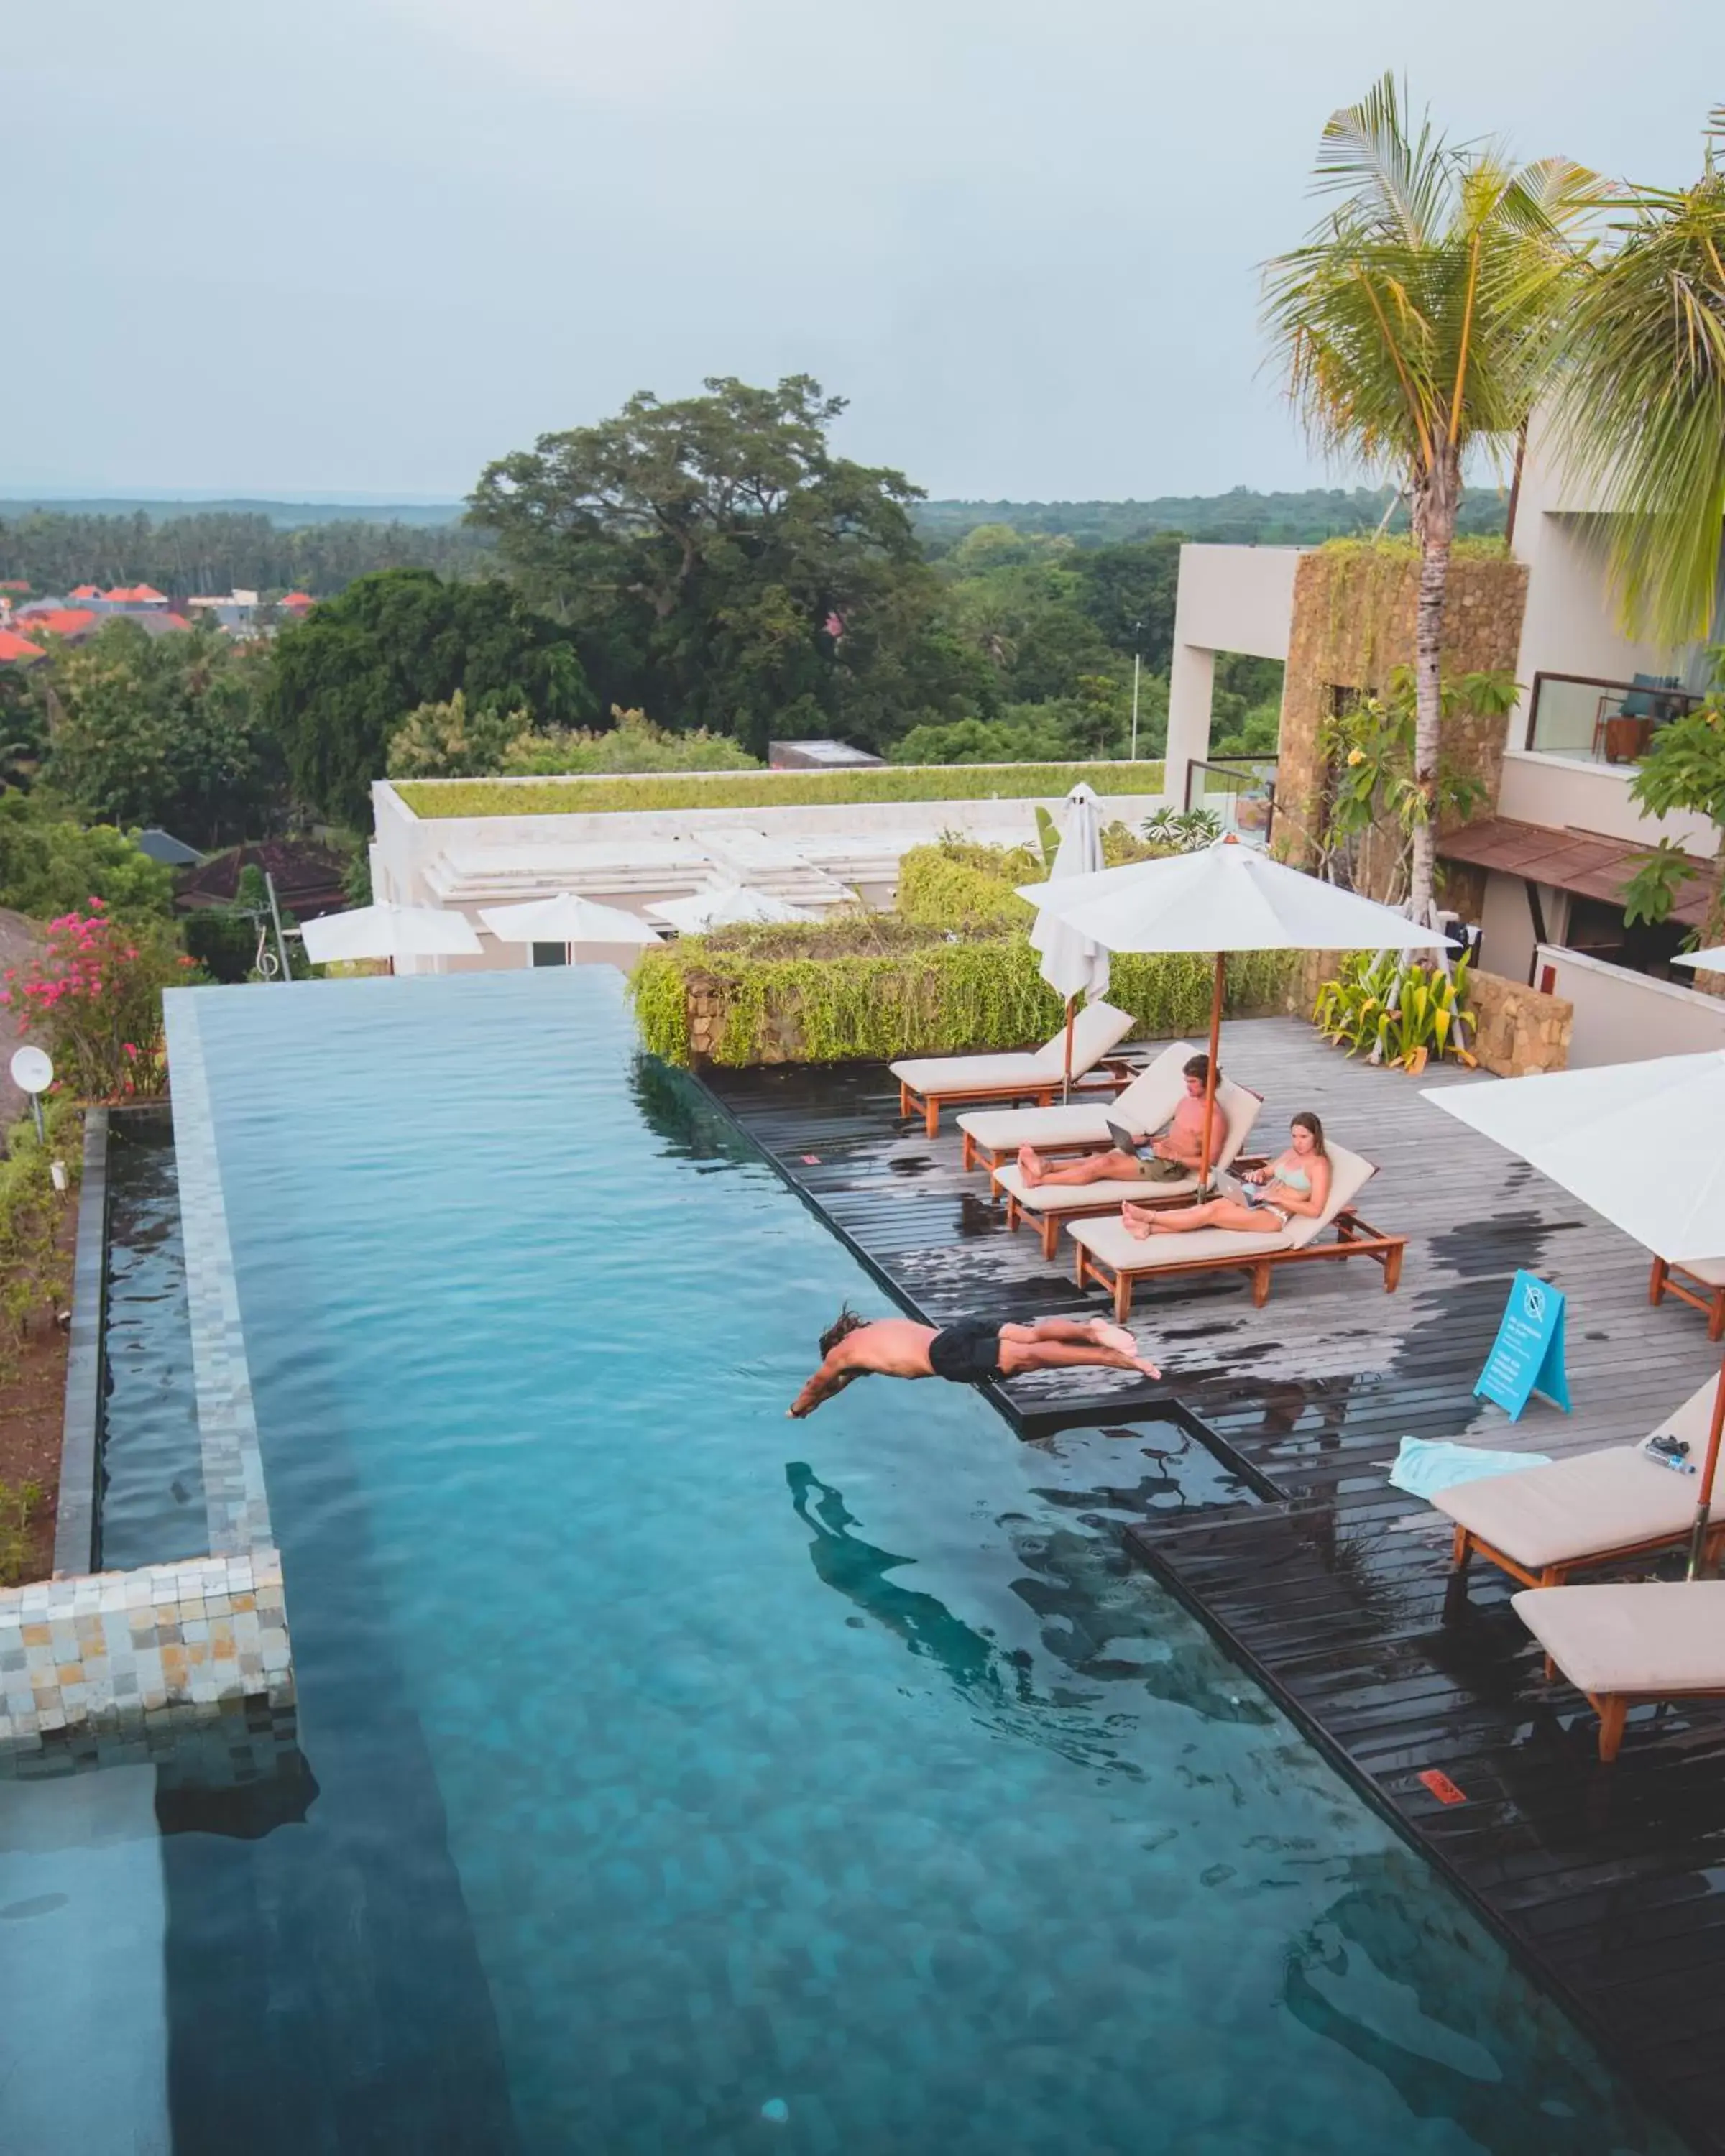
[478,892,662,961]
[300,901,483,967]
[1019,835,1452,1181]
[1030,783,1110,1102]
[646,882,815,935]
[1423,1049,1725,1573]
[1673,946,1725,975]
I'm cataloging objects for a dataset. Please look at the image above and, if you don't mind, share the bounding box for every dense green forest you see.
[0,509,495,599]
[4,380,1401,862]
[914,485,1510,548]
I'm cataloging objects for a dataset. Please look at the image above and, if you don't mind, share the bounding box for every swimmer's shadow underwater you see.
[783,1461,1274,1736]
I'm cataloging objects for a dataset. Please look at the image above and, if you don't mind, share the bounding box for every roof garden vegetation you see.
[393,760,1164,819]
[630,836,1284,1067]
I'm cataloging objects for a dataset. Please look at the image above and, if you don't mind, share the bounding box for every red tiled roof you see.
[0,579,31,593]
[105,583,168,604]
[279,591,314,607]
[28,608,98,639]
[1439,816,1718,928]
[70,584,101,599]
[0,629,45,663]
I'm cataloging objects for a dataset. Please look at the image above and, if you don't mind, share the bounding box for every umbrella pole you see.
[1685,1355,1725,1579]
[1062,998,1077,1105]
[1198,953,1225,1189]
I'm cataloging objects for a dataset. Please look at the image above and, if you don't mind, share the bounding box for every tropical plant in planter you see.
[1312,949,1476,1072]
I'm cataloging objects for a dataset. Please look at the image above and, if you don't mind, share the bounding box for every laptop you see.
[1105,1120,1145,1158]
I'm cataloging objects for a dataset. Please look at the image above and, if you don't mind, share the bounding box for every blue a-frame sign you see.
[1476,1269,1571,1421]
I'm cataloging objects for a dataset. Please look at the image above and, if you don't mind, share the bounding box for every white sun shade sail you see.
[1031,783,1110,1005]
[646,883,815,934]
[300,903,483,964]
[1016,837,1455,955]
[1673,946,1725,975]
[478,893,662,947]
[1423,1049,1725,1265]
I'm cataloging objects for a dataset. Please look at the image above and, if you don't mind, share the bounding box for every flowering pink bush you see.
[0,903,191,1102]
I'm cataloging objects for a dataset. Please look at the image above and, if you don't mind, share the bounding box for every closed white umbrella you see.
[1423,1050,1725,1572]
[646,883,814,935]
[479,893,662,959]
[1673,946,1725,975]
[1031,784,1110,1102]
[300,902,482,966]
[1020,835,1451,1179]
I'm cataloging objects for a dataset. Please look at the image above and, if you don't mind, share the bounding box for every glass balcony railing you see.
[1523,671,1706,765]
[1185,757,1276,847]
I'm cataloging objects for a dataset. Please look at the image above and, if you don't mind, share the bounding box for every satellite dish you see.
[9,1046,52,1096]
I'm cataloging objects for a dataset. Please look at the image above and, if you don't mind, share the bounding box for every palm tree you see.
[1264,75,1601,922]
[1550,109,1725,646]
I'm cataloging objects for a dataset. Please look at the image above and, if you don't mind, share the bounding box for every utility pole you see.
[1128,618,1143,760]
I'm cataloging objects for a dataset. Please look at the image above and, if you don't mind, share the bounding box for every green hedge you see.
[630,934,1291,1067]
[395,760,1165,819]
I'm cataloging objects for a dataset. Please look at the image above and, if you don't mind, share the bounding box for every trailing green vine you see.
[630,934,1292,1067]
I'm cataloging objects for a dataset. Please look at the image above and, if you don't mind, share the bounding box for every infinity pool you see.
[0,970,1687,2154]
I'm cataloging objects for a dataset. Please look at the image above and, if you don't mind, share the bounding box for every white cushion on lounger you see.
[891,1001,1132,1093]
[996,1169,1166,1213]
[1512,1582,1725,1696]
[957,1041,1196,1155]
[1433,1374,1721,1566]
[1678,1257,1725,1286]
[995,1077,1264,1216]
[1067,1143,1377,1273]
[1026,1000,1134,1076]
[1438,1449,1706,1567]
[890,1051,1057,1092]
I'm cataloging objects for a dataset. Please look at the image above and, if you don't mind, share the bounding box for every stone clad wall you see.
[1465,969,1573,1077]
[1276,546,1529,894]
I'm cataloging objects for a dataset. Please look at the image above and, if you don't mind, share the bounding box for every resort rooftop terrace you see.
[707,1014,1725,2155]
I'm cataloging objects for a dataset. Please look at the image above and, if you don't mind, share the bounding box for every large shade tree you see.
[1264,75,1601,920]
[467,375,990,756]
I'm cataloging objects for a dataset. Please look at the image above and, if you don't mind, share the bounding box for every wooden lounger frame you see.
[1072,1206,1405,1321]
[989,1158,1272,1261]
[1449,1517,1725,1596]
[1544,1672,1725,1764]
[898,1059,1133,1140]
[1649,1256,1725,1342]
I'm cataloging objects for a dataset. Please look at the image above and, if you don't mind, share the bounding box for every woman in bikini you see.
[1121,1109,1330,1241]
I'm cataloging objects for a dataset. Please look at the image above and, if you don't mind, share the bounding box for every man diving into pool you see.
[788,1307,1160,1417]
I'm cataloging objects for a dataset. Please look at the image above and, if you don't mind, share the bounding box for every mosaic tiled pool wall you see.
[0,996,295,1772]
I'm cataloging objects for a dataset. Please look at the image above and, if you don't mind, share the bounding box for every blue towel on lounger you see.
[1389,1437,1552,1501]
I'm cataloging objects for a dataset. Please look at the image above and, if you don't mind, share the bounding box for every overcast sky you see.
[4,0,1719,504]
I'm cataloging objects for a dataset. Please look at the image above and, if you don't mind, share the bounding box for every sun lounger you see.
[1067,1143,1397,1319]
[1649,1255,1725,1342]
[1511,1580,1725,1761]
[988,1079,1264,1259]
[891,1001,1134,1137]
[955,1040,1198,1173]
[1435,1375,1725,1594]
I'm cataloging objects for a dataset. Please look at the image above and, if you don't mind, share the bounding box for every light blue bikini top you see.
[1277,1161,1312,1195]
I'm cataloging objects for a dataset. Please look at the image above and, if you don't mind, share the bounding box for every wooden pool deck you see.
[705,1016,1725,2154]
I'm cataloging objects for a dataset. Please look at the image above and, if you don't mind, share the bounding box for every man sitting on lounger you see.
[1017,1055,1218,1190]
[788,1308,1160,1416]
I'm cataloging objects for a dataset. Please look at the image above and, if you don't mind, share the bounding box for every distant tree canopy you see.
[468,374,993,756]
[912,485,1510,549]
[31,618,280,844]
[264,568,594,822]
[0,508,494,600]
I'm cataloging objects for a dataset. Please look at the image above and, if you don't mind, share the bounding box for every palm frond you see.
[1548,152,1725,642]
[1312,73,1450,248]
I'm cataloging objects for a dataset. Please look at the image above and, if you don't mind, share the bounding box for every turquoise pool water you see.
[1,969,1688,2155]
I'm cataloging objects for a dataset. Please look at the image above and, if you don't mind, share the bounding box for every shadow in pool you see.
[1282,1860,1688,2155]
[785,1462,1274,1758]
